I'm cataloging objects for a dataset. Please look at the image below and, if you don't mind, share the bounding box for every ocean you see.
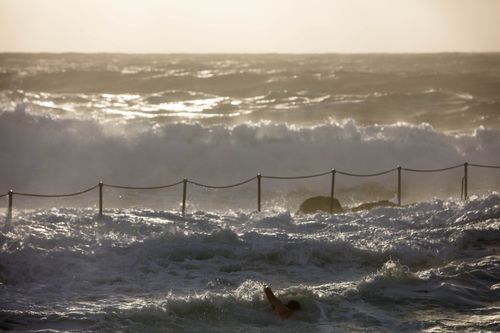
[0,53,499,332]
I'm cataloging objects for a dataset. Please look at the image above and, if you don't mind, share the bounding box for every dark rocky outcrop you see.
[297,196,343,214]
[297,197,397,214]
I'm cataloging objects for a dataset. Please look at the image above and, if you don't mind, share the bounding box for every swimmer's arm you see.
[264,286,293,319]
[264,286,285,308]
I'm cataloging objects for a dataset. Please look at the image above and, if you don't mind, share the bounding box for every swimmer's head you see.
[286,300,301,311]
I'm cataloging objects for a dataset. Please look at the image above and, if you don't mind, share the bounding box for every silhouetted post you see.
[330,169,336,214]
[182,178,187,215]
[461,177,465,200]
[463,162,468,200]
[7,190,13,219]
[397,166,402,206]
[98,181,103,218]
[257,174,261,212]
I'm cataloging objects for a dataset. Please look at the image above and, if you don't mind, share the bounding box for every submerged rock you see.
[297,197,397,214]
[350,200,397,212]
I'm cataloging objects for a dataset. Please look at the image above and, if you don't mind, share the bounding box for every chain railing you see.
[2,162,499,219]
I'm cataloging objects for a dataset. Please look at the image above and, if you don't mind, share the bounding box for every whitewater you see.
[1,53,500,332]
[1,198,499,332]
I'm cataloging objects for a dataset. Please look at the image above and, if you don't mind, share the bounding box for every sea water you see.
[0,54,499,332]
[1,199,499,332]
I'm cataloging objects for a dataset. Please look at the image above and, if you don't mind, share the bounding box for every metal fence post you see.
[463,162,468,200]
[7,189,13,219]
[182,178,187,215]
[330,169,336,213]
[397,166,402,206]
[257,174,261,212]
[461,177,465,200]
[98,181,103,218]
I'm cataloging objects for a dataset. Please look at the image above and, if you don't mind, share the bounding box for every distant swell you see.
[2,53,500,132]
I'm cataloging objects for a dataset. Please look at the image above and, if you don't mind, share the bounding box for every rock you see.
[297,196,343,214]
[350,200,397,212]
[297,197,397,214]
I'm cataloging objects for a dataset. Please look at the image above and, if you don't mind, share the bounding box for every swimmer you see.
[263,285,301,319]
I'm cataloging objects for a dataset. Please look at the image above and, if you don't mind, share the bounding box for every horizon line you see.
[2,51,500,56]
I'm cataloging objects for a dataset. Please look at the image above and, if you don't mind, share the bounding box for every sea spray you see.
[1,108,499,210]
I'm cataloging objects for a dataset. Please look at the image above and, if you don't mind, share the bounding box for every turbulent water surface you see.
[1,197,500,332]
[0,53,500,332]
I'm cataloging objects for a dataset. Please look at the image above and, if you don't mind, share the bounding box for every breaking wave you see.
[1,104,499,210]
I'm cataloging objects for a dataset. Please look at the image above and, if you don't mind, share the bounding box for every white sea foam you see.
[1,195,499,332]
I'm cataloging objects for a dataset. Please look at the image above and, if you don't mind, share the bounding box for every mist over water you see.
[1,54,500,205]
[1,54,500,332]
[0,105,499,210]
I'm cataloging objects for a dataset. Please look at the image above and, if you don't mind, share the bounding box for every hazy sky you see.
[1,0,500,53]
